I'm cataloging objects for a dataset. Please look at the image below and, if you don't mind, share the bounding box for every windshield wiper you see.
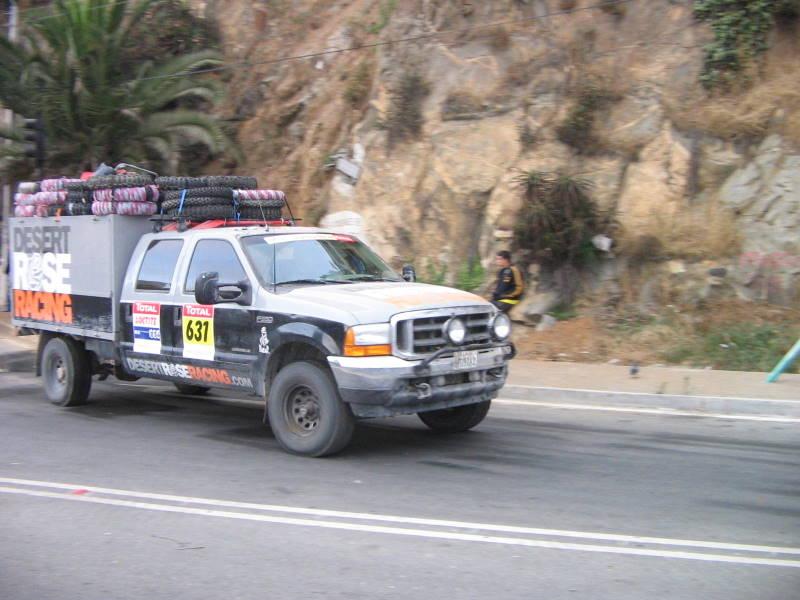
[276,279,350,286]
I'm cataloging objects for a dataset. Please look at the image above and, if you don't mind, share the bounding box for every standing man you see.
[491,250,524,312]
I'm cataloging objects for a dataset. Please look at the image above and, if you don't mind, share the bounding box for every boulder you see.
[509,290,560,324]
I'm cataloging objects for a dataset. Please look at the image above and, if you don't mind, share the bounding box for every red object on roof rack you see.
[161,219,294,232]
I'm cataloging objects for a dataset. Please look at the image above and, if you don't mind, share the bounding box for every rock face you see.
[200,0,800,308]
[719,135,800,255]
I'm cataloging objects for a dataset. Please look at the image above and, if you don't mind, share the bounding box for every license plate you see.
[453,350,478,370]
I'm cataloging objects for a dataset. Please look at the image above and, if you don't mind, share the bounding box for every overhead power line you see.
[135,0,641,82]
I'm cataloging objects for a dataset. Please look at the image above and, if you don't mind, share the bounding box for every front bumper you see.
[327,344,514,418]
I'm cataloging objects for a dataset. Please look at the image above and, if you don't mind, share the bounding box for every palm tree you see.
[0,0,230,174]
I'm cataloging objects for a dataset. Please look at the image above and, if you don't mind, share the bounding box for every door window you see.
[136,240,183,292]
[184,240,248,293]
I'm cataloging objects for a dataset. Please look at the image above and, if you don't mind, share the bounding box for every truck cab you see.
[14,217,513,456]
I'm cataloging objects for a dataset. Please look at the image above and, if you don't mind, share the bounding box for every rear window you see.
[136,240,183,292]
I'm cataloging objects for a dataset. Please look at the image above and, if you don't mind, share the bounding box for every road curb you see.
[500,385,800,418]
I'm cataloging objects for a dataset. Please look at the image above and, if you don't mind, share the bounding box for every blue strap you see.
[178,189,187,215]
[232,189,240,222]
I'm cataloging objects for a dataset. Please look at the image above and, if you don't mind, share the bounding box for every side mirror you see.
[195,272,220,305]
[402,264,416,283]
[195,272,253,306]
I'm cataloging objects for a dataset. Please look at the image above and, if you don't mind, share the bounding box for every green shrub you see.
[693,0,781,90]
[344,62,372,107]
[419,262,447,286]
[385,71,430,147]
[556,83,616,154]
[368,0,396,34]
[513,171,602,268]
[455,259,486,292]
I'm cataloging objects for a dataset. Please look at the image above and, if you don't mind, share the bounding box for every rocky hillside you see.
[193,0,799,321]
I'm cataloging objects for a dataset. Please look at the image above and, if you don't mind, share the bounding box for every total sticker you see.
[132,301,161,354]
[182,304,215,360]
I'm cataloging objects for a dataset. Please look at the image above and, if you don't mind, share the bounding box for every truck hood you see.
[283,282,491,324]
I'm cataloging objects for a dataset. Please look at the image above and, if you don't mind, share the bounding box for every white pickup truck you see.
[11,216,514,456]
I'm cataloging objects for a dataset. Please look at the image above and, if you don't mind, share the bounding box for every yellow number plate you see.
[182,304,215,360]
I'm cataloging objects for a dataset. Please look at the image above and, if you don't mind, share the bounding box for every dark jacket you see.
[492,265,524,302]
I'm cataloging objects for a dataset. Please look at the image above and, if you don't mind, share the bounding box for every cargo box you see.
[10,215,152,339]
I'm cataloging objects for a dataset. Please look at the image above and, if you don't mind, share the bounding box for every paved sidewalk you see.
[508,359,800,401]
[1,311,797,413]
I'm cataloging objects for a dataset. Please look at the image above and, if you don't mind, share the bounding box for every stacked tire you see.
[12,172,287,223]
[86,174,158,216]
[14,178,83,217]
[156,175,285,221]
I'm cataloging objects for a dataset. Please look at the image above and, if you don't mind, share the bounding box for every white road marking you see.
[114,383,800,423]
[1,478,799,568]
[504,384,800,405]
[494,399,800,423]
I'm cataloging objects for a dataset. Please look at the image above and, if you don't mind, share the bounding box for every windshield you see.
[241,233,402,286]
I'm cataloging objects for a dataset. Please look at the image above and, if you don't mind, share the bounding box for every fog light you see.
[444,317,466,345]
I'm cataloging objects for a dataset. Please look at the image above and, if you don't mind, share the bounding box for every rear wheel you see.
[417,400,491,433]
[41,337,92,407]
[267,362,354,457]
[173,383,210,395]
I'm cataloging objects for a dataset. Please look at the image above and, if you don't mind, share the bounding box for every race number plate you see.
[182,304,215,360]
[453,350,478,370]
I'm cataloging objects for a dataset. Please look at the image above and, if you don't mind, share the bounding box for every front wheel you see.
[41,336,92,407]
[418,400,491,433]
[267,362,355,457]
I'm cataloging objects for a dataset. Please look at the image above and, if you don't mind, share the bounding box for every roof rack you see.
[150,215,297,233]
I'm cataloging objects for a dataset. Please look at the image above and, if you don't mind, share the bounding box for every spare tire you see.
[155,175,258,190]
[162,187,234,203]
[85,174,154,189]
[164,203,282,220]
[161,195,283,211]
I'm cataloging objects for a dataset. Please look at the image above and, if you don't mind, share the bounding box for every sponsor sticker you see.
[182,304,215,360]
[132,302,161,354]
[124,358,253,388]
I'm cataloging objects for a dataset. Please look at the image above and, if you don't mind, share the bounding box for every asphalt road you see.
[1,372,798,600]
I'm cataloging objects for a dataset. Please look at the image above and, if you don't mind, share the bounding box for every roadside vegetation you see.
[0,0,231,177]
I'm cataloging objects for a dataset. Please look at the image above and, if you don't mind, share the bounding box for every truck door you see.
[123,238,185,358]
[176,239,257,385]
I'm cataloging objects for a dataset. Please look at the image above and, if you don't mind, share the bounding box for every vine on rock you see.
[694,0,792,90]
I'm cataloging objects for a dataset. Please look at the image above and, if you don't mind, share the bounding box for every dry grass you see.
[441,89,484,120]
[487,26,511,51]
[666,71,800,145]
[618,201,742,261]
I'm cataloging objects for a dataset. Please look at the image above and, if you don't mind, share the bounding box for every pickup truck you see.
[11,215,514,456]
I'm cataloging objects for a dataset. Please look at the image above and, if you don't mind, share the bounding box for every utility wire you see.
[135,0,642,82]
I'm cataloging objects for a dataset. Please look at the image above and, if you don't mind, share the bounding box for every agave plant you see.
[0,0,230,174]
[513,170,601,267]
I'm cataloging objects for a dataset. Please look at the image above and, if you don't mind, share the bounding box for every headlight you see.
[444,317,467,345]
[344,323,392,357]
[492,313,511,340]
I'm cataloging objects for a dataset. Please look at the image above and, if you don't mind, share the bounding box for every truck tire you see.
[267,362,355,457]
[163,187,235,202]
[173,383,210,395]
[164,203,282,220]
[417,400,491,433]
[85,174,154,189]
[41,337,92,407]
[155,176,258,190]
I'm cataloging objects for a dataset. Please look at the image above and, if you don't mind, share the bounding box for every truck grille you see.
[394,308,493,358]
